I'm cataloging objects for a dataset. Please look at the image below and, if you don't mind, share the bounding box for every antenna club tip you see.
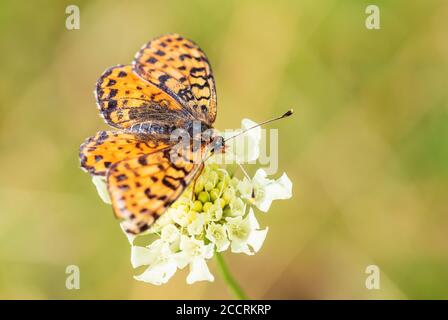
[283,109,294,117]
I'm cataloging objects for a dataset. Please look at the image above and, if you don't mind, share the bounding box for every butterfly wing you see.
[79,131,171,176]
[133,33,217,125]
[107,147,203,234]
[96,64,195,129]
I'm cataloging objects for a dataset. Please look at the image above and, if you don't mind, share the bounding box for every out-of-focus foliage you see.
[0,0,447,299]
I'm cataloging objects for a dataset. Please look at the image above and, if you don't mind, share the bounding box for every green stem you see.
[215,252,249,300]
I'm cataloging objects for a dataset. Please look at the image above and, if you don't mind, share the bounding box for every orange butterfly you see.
[79,34,224,234]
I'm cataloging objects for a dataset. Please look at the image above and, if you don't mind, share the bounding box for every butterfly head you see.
[183,120,225,152]
[196,125,225,154]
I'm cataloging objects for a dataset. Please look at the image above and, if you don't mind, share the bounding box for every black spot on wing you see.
[144,187,157,199]
[162,176,177,190]
[146,57,158,64]
[138,155,147,166]
[108,89,118,98]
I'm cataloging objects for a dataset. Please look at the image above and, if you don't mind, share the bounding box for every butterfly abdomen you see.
[129,122,177,136]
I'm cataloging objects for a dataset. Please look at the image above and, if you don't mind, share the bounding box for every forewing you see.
[133,33,217,125]
[95,64,193,129]
[79,131,171,176]
[107,147,203,234]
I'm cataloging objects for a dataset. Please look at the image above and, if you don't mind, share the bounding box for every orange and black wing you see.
[95,64,195,130]
[133,33,217,126]
[107,147,203,234]
[79,130,171,176]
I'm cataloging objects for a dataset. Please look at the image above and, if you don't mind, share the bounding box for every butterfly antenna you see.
[224,109,294,143]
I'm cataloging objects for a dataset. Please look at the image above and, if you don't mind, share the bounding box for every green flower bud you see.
[198,191,210,203]
[210,188,220,202]
[204,181,215,192]
[217,169,227,180]
[194,179,204,194]
[192,200,203,212]
[216,181,226,192]
[203,202,213,212]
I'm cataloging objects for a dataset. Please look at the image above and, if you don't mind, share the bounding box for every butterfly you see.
[79,34,225,234]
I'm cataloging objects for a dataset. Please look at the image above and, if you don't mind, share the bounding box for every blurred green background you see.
[1,0,447,299]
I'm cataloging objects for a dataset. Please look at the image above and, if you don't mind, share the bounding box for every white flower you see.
[204,203,223,221]
[131,240,178,285]
[92,176,111,204]
[226,208,268,255]
[206,223,230,252]
[176,236,215,284]
[239,169,293,212]
[227,197,246,217]
[170,205,191,227]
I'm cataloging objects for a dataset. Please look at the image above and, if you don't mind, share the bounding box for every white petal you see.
[215,239,230,252]
[228,198,246,217]
[187,213,205,236]
[213,233,230,253]
[247,208,260,230]
[253,167,268,180]
[247,227,268,253]
[134,260,177,285]
[241,119,261,162]
[130,246,155,268]
[241,118,261,142]
[271,173,293,199]
[171,206,190,227]
[174,251,190,269]
[236,178,253,199]
[230,240,253,255]
[223,118,261,163]
[203,243,215,259]
[186,258,214,284]
[161,224,180,243]
[254,170,293,212]
[92,176,111,204]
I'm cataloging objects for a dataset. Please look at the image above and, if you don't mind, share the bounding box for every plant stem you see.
[215,252,249,300]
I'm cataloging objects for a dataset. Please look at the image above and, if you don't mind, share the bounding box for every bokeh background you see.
[1,0,447,299]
